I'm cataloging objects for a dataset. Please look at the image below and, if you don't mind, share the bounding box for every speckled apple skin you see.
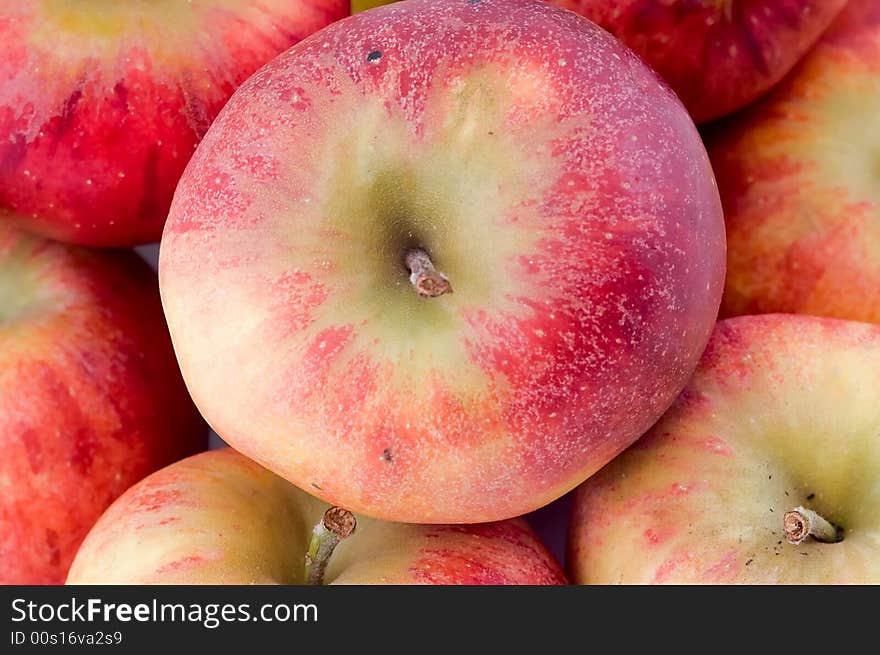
[159,0,725,523]
[709,0,880,323]
[0,0,348,247]
[569,315,880,584]
[554,0,846,123]
[0,223,205,585]
[67,448,566,585]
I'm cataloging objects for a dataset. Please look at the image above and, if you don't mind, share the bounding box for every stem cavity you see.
[404,248,452,298]
[304,507,357,585]
[783,506,842,545]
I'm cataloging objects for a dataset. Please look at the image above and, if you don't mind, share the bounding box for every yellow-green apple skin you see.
[0,0,348,246]
[351,0,395,12]
[709,0,880,323]
[67,449,567,585]
[158,0,726,524]
[569,314,880,584]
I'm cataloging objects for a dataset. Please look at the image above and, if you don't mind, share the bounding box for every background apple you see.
[159,0,726,524]
[569,314,880,584]
[67,448,567,585]
[553,0,847,123]
[0,222,205,585]
[352,0,395,12]
[709,0,880,323]
[0,0,348,247]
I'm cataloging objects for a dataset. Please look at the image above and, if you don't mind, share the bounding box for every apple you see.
[352,0,396,12]
[553,0,847,123]
[159,0,725,523]
[709,0,880,323]
[0,0,348,247]
[0,222,205,585]
[67,448,567,585]
[569,314,880,584]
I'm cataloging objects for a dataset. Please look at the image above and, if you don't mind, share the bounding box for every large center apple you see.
[569,314,880,584]
[159,0,726,523]
[67,448,566,585]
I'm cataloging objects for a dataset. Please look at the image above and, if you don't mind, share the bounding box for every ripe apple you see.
[0,0,348,247]
[709,0,880,323]
[159,0,725,523]
[352,0,396,12]
[0,222,205,585]
[569,314,880,584]
[67,448,567,585]
[553,0,847,123]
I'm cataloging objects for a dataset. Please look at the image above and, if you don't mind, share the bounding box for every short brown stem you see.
[304,507,357,585]
[783,506,842,545]
[404,248,452,298]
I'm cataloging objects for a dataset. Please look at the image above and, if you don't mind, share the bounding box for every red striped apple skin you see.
[67,448,567,585]
[569,315,880,584]
[0,0,348,247]
[0,223,205,585]
[709,0,880,323]
[159,0,726,523]
[554,0,847,123]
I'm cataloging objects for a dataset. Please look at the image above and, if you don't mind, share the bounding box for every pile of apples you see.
[1,0,877,586]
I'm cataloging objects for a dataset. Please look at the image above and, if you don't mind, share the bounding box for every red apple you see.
[0,222,205,585]
[159,0,725,523]
[553,0,847,123]
[569,314,880,584]
[0,0,348,247]
[67,448,566,585]
[709,0,880,323]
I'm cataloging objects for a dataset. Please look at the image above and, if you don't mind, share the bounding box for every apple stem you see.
[405,248,453,298]
[783,506,842,545]
[304,507,357,585]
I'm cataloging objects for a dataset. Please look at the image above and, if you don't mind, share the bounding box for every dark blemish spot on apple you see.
[745,558,753,566]
[801,552,809,556]
[769,508,774,512]
[784,490,789,496]
[367,51,382,63]
[112,82,129,113]
[467,0,482,5]
[0,133,27,175]
[311,482,322,490]
[382,448,393,462]
[807,493,815,500]
[488,131,495,136]
[57,87,84,136]
[46,529,61,567]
